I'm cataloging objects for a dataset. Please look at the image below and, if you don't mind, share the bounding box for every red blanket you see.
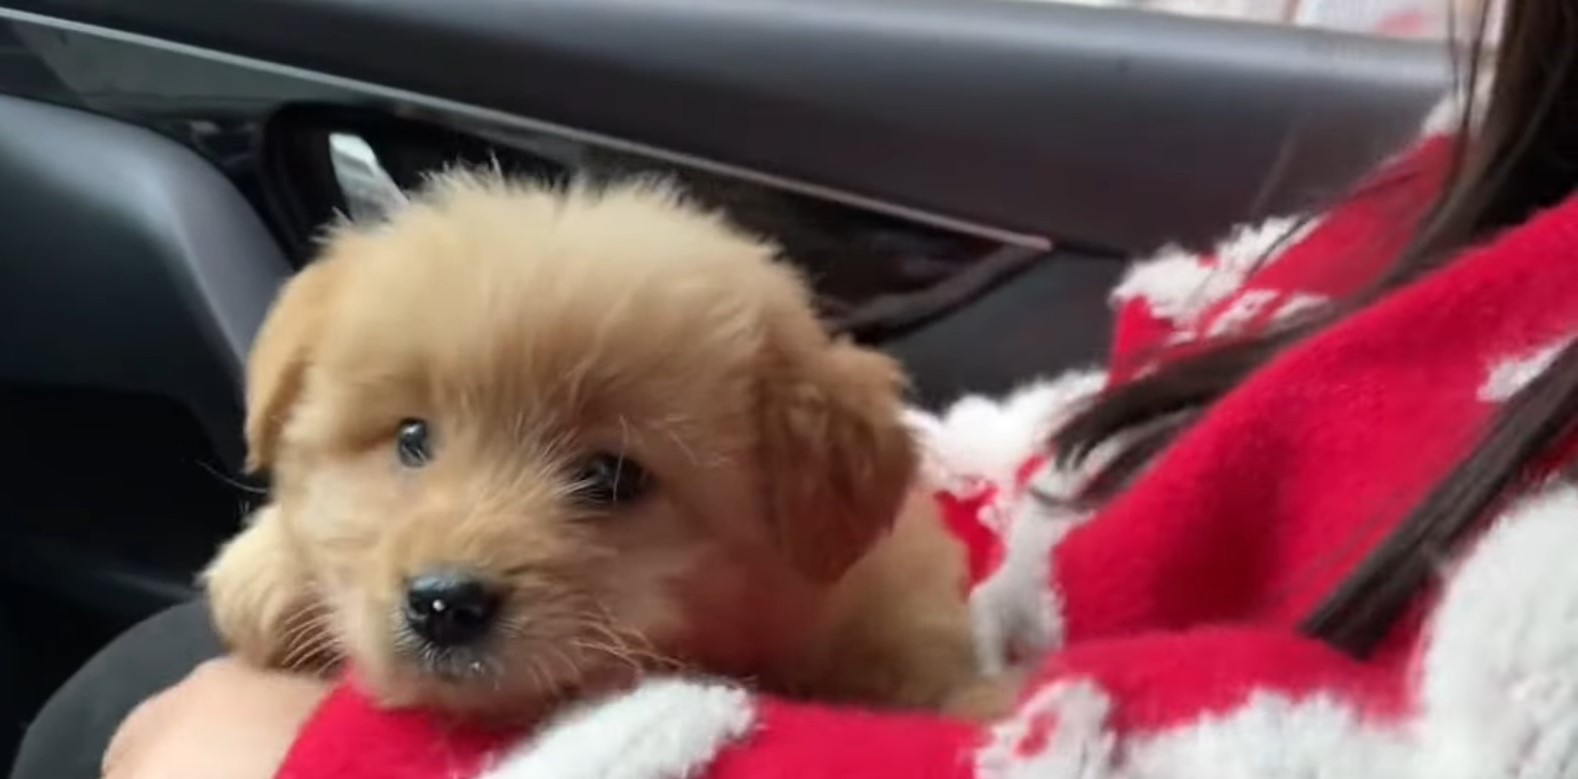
[278,107,1578,779]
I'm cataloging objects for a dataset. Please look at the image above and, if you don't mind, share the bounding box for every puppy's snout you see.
[403,569,502,649]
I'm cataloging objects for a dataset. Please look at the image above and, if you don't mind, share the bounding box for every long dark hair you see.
[1054,0,1578,656]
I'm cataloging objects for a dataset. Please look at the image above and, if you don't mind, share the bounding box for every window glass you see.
[1020,0,1502,41]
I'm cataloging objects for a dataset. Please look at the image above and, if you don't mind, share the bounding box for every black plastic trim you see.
[0,93,290,467]
[2,0,1449,251]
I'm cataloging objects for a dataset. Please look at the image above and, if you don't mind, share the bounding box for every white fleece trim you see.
[1110,246,1221,324]
[1203,288,1279,339]
[906,372,1108,672]
[1219,216,1319,275]
[979,681,1410,779]
[970,400,1191,672]
[969,489,1088,674]
[1112,215,1317,327]
[977,680,1117,779]
[1479,338,1572,402]
[1126,691,1409,779]
[1413,484,1578,779]
[981,681,1414,779]
[1270,291,1330,325]
[906,370,1107,501]
[477,678,754,779]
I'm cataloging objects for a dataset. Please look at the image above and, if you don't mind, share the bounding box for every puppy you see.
[204,172,985,722]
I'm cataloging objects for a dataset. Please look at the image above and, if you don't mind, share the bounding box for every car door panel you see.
[3,0,1447,251]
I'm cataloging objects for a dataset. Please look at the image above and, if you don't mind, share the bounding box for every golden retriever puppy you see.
[203,172,982,722]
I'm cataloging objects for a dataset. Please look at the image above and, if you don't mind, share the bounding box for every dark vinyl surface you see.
[2,0,1447,251]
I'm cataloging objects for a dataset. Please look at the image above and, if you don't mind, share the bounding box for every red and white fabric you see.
[276,91,1578,779]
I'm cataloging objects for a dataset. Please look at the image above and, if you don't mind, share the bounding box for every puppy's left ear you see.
[758,337,917,583]
[244,257,344,473]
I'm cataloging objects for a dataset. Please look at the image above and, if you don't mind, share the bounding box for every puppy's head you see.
[247,173,915,717]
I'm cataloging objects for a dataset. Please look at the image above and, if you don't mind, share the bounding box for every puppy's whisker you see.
[658,427,702,468]
[510,405,527,440]
[650,416,732,470]
[496,614,529,638]
[594,627,665,663]
[563,613,629,647]
[523,660,549,699]
[569,639,643,675]
[280,615,328,649]
[541,645,582,686]
[571,616,632,651]
[280,596,329,624]
[296,634,341,669]
[566,610,685,673]
[278,615,317,645]
[612,415,633,496]
[571,637,681,674]
[281,627,341,672]
[390,627,425,655]
[278,607,333,657]
[585,601,654,644]
[195,459,270,495]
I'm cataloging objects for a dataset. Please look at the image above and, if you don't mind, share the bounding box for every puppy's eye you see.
[396,419,433,467]
[572,452,651,507]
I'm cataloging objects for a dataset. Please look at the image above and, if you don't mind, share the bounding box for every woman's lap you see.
[9,601,221,779]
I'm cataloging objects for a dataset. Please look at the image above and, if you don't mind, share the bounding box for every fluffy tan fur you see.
[203,172,987,723]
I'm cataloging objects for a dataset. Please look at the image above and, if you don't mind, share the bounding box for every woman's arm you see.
[101,659,329,779]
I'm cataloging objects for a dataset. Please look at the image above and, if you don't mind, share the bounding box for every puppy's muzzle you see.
[403,568,502,649]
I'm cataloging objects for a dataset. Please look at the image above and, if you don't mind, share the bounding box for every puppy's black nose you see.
[403,570,501,648]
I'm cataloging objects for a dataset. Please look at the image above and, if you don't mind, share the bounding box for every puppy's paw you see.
[203,507,335,674]
[940,671,1027,722]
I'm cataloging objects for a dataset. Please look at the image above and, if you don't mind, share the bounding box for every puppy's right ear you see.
[757,336,917,584]
[244,259,342,473]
